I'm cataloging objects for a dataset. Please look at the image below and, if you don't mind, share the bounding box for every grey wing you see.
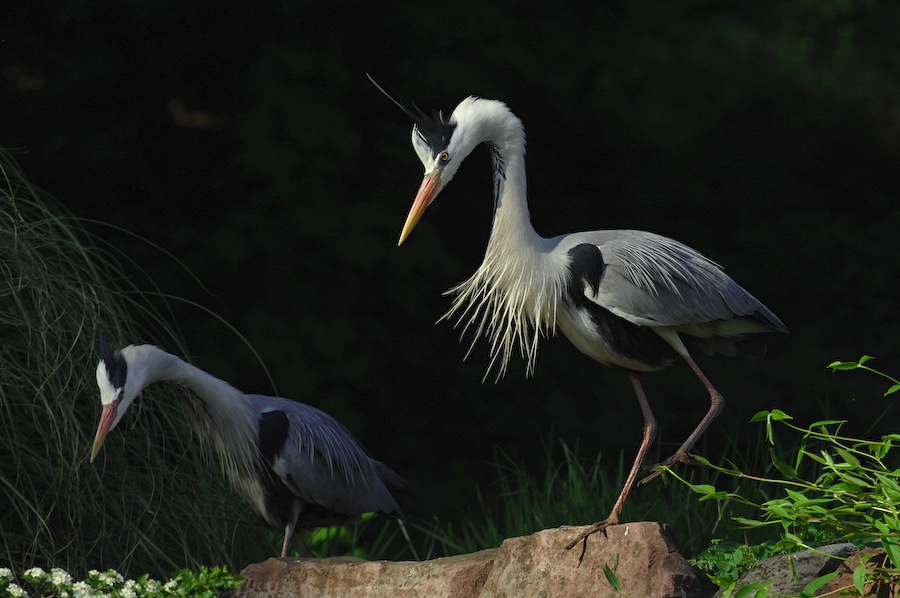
[251,396,404,518]
[574,230,786,330]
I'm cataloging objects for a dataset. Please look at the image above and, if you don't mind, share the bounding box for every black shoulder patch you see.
[99,342,128,389]
[566,244,606,295]
[258,410,291,461]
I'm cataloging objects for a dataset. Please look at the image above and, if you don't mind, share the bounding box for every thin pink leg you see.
[640,351,723,485]
[564,373,657,552]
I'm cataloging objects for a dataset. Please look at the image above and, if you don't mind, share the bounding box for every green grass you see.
[0,149,412,578]
[7,143,899,594]
[420,433,789,560]
[0,151,283,577]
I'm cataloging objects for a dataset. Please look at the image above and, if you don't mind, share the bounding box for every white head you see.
[397,96,523,245]
[90,344,170,461]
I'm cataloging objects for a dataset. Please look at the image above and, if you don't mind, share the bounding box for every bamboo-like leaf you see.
[802,571,839,595]
[603,554,621,591]
[770,449,797,479]
[835,447,861,469]
[749,410,772,422]
[883,538,900,568]
[827,361,860,370]
[852,564,867,595]
[735,583,769,598]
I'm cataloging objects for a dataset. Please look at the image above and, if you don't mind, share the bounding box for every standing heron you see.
[381,88,787,546]
[90,344,409,557]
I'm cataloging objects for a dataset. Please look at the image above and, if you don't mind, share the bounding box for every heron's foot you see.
[563,516,618,557]
[639,449,696,485]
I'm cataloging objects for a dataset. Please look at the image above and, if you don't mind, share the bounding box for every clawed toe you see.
[563,519,614,552]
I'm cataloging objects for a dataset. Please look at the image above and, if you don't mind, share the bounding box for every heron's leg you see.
[280,522,295,558]
[564,373,657,554]
[640,351,723,485]
[280,504,304,558]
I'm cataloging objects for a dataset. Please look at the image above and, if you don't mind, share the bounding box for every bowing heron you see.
[90,344,409,557]
[383,89,787,546]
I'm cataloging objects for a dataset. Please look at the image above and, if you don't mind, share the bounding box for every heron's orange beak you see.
[90,402,118,462]
[398,169,442,246]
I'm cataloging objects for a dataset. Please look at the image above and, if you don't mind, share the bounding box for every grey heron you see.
[384,90,788,547]
[90,344,409,557]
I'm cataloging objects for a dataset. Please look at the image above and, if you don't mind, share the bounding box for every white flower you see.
[23,567,45,580]
[88,570,100,577]
[72,580,96,597]
[118,587,136,598]
[142,579,160,593]
[96,570,124,586]
[98,572,117,586]
[0,567,12,580]
[51,567,73,586]
[163,579,178,591]
[6,582,29,597]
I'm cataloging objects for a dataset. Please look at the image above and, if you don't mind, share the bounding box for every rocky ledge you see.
[232,521,712,597]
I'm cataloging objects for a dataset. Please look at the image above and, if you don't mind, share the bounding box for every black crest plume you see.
[99,340,127,390]
[367,74,456,155]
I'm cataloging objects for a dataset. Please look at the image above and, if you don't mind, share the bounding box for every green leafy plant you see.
[670,357,900,592]
[690,539,782,588]
[828,355,900,396]
[301,513,412,560]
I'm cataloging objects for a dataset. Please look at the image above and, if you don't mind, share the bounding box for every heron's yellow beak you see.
[398,169,442,246]
[90,403,118,462]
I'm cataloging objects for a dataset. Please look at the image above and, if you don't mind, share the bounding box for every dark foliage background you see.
[4,0,900,547]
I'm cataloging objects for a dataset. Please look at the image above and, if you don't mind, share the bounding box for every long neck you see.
[486,135,542,253]
[444,113,564,379]
[135,346,262,494]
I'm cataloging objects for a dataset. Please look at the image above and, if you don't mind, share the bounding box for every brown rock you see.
[233,522,710,598]
[234,550,497,597]
[713,542,855,598]
[817,547,900,597]
[478,522,709,598]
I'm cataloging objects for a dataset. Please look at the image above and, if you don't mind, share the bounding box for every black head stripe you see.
[99,342,128,389]
[367,76,456,155]
[413,110,457,156]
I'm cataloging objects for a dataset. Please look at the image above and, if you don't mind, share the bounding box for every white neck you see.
[443,105,563,378]
[122,345,262,501]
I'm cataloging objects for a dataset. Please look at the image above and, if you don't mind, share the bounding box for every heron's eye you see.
[438,151,450,164]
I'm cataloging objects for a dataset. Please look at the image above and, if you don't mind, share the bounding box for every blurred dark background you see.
[3,1,900,528]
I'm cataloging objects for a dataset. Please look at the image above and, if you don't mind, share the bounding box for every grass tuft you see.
[420,437,785,559]
[0,151,275,577]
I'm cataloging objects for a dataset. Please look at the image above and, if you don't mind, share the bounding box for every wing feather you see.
[248,395,404,518]
[568,230,785,331]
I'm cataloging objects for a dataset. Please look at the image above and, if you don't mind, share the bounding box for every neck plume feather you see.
[439,105,563,379]
[133,346,263,503]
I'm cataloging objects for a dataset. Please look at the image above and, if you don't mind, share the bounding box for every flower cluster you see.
[0,565,240,597]
[0,567,176,597]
